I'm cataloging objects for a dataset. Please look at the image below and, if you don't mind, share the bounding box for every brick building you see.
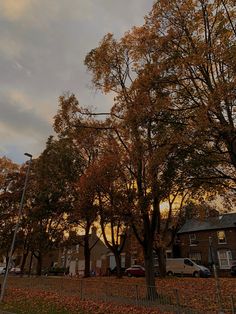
[177,212,236,274]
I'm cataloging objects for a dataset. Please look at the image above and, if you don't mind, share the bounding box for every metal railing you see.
[0,277,235,313]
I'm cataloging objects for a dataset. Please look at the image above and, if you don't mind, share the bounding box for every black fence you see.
[1,277,235,313]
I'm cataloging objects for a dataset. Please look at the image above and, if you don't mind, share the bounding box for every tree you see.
[84,29,203,297]
[144,0,236,190]
[180,201,219,222]
[84,0,236,287]
[0,157,23,266]
[53,94,103,277]
[93,137,133,278]
[69,169,98,277]
[0,156,19,192]
[24,136,84,275]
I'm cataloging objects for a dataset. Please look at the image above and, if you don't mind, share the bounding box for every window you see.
[217,231,226,244]
[217,250,232,269]
[189,252,202,264]
[189,234,198,245]
[184,259,193,266]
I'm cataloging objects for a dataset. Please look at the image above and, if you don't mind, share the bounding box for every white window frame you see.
[217,250,232,269]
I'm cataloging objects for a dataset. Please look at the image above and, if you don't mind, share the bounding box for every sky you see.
[0,0,154,164]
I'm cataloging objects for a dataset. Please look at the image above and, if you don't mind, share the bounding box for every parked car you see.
[0,266,6,275]
[125,265,145,277]
[43,267,69,276]
[230,261,236,276]
[166,258,211,278]
[110,266,126,276]
[9,267,21,274]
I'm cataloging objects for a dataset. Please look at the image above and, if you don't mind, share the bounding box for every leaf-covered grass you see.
[0,288,172,314]
[0,276,235,313]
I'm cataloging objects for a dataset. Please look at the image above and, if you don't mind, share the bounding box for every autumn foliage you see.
[1,0,236,305]
[0,277,236,313]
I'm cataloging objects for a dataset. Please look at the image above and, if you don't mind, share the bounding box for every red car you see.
[125,265,145,277]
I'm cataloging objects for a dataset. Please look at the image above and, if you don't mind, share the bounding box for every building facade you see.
[177,213,236,274]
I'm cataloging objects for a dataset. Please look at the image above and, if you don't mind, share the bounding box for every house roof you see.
[177,212,236,234]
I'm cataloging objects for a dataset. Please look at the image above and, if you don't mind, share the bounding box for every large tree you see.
[93,137,133,278]
[84,28,202,296]
[53,94,103,277]
[84,0,236,291]
[24,136,83,275]
[143,0,236,189]
[69,169,98,277]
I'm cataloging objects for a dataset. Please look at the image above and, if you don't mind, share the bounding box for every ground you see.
[0,276,235,313]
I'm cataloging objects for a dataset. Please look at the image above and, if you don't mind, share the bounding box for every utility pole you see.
[0,153,32,302]
[209,236,223,313]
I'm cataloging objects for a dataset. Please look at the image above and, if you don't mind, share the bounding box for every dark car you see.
[125,265,145,277]
[230,261,236,276]
[110,266,126,276]
[43,267,69,276]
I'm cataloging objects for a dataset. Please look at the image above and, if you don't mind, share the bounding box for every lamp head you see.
[24,153,32,158]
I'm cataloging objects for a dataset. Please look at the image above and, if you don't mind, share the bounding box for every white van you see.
[166,258,211,277]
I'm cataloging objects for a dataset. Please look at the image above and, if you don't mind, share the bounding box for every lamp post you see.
[0,153,32,302]
[209,236,222,313]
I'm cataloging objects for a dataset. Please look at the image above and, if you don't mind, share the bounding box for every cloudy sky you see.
[0,0,154,164]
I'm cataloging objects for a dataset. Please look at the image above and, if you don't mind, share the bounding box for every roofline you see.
[178,225,236,234]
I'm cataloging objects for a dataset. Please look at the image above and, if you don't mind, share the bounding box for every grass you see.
[0,276,235,313]
[0,302,72,314]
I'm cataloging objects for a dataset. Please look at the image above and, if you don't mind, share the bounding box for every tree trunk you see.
[34,251,42,276]
[84,233,91,277]
[144,242,158,300]
[156,247,166,278]
[28,251,33,277]
[114,252,122,278]
[20,249,29,275]
[84,245,90,277]
[5,255,10,269]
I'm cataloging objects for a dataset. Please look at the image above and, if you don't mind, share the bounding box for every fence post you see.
[104,282,107,302]
[80,279,83,300]
[174,289,181,314]
[135,284,138,305]
[231,295,235,314]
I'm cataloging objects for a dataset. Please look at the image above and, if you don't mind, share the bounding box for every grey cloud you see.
[0,94,52,140]
[0,0,154,164]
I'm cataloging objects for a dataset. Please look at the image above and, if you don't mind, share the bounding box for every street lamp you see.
[0,153,32,302]
[209,236,222,312]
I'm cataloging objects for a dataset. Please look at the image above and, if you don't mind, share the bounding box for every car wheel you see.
[127,272,132,277]
[193,271,200,278]
[167,271,173,276]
